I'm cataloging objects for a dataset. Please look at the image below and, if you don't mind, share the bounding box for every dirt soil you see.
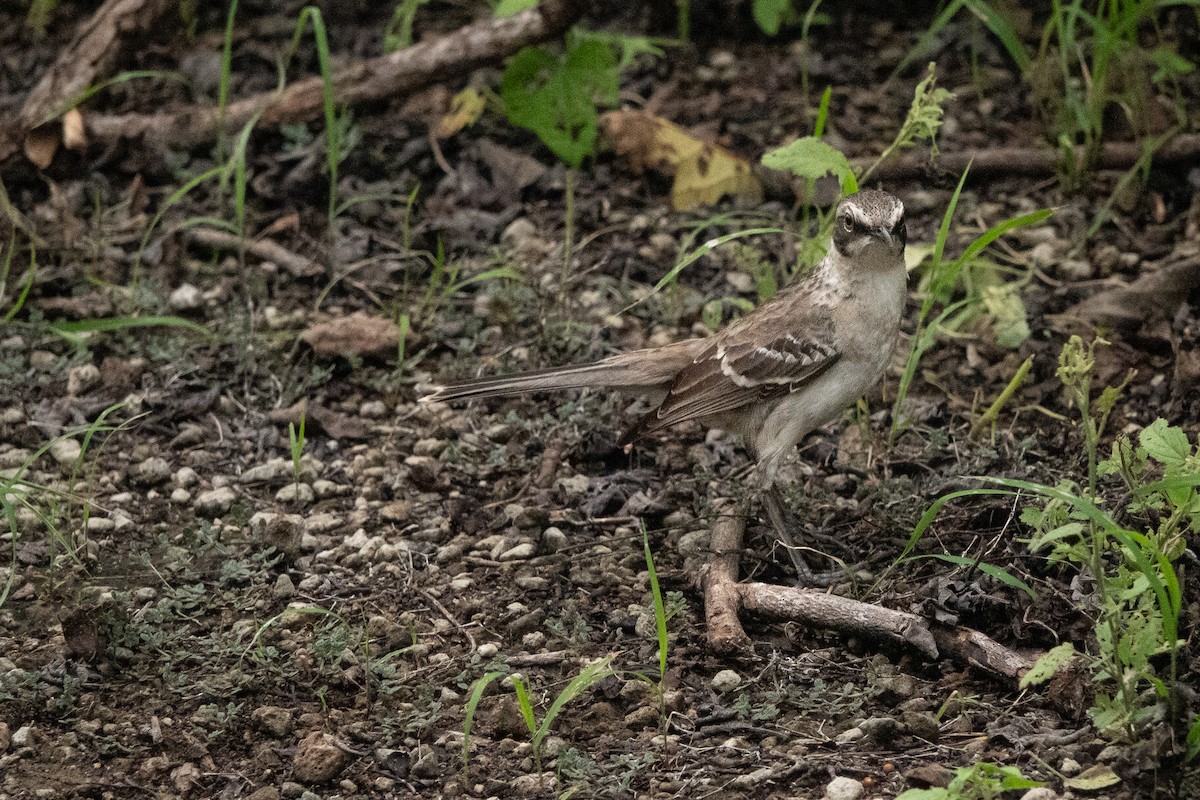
[2,2,1199,799]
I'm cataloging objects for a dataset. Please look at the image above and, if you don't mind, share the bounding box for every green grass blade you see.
[643,526,669,681]
[463,670,506,771]
[912,553,1036,598]
[533,656,615,749]
[512,676,537,737]
[48,315,213,338]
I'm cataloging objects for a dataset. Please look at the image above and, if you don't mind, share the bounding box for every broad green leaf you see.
[1020,642,1076,688]
[501,38,619,167]
[752,0,793,35]
[1139,419,1191,470]
[761,136,858,194]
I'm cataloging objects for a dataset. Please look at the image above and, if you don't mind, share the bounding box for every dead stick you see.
[183,227,324,278]
[703,499,752,653]
[737,582,940,658]
[83,0,591,152]
[5,0,176,164]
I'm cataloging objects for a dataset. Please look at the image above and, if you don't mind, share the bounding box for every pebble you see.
[1028,241,1058,268]
[240,460,291,484]
[135,457,172,485]
[67,364,100,396]
[412,438,445,457]
[540,526,568,552]
[1060,757,1081,776]
[48,438,82,466]
[476,643,499,658]
[360,400,388,418]
[499,542,536,561]
[823,776,864,800]
[251,706,294,738]
[195,486,237,516]
[275,483,314,504]
[1058,258,1092,281]
[859,716,900,745]
[312,479,339,499]
[710,669,741,693]
[835,726,864,744]
[1020,790,1058,800]
[0,721,9,752]
[11,725,35,748]
[85,517,115,533]
[170,488,192,504]
[273,574,295,600]
[30,350,57,371]
[168,283,203,311]
[175,466,200,488]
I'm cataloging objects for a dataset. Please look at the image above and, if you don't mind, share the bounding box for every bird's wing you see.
[634,315,840,436]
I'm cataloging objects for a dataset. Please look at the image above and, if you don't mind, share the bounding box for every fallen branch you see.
[7,0,177,166]
[81,0,590,152]
[702,499,1034,681]
[183,227,324,278]
[757,134,1200,199]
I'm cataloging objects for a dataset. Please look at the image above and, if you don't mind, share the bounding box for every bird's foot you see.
[761,486,860,588]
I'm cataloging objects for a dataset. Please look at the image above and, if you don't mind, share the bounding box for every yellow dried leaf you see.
[601,109,762,211]
[62,108,87,152]
[437,87,486,138]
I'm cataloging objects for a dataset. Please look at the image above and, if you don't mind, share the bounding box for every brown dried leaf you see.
[24,124,59,168]
[300,311,400,357]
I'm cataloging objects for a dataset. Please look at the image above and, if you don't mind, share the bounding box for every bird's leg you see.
[761,485,855,588]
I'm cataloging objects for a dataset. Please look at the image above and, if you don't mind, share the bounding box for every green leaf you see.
[500,38,619,167]
[494,0,537,17]
[752,0,793,35]
[1139,419,1191,470]
[760,136,857,194]
[1019,642,1076,688]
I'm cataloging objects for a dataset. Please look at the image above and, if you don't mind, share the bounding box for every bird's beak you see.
[873,228,894,247]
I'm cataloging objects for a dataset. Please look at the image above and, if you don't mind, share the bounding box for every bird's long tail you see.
[421,340,704,404]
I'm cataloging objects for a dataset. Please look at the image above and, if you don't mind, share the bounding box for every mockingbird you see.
[424,190,908,581]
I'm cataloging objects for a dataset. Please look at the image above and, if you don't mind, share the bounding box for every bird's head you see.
[831,190,906,267]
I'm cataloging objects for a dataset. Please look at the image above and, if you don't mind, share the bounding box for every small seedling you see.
[897,760,1043,800]
[288,414,306,491]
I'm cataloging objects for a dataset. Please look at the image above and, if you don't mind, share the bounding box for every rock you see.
[67,363,101,396]
[175,466,200,487]
[900,711,940,741]
[499,542,536,561]
[859,716,901,745]
[541,526,567,552]
[48,438,82,466]
[409,749,440,779]
[246,787,281,800]
[135,457,172,485]
[273,574,295,600]
[1020,790,1059,800]
[168,283,203,311]
[275,483,314,504]
[0,721,9,752]
[710,669,741,693]
[171,488,192,504]
[360,400,388,418]
[292,731,349,783]
[240,460,291,484]
[195,486,237,516]
[11,724,35,748]
[823,776,864,800]
[252,706,294,738]
[835,726,864,744]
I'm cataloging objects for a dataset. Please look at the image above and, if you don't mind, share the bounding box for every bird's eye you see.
[841,216,854,233]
